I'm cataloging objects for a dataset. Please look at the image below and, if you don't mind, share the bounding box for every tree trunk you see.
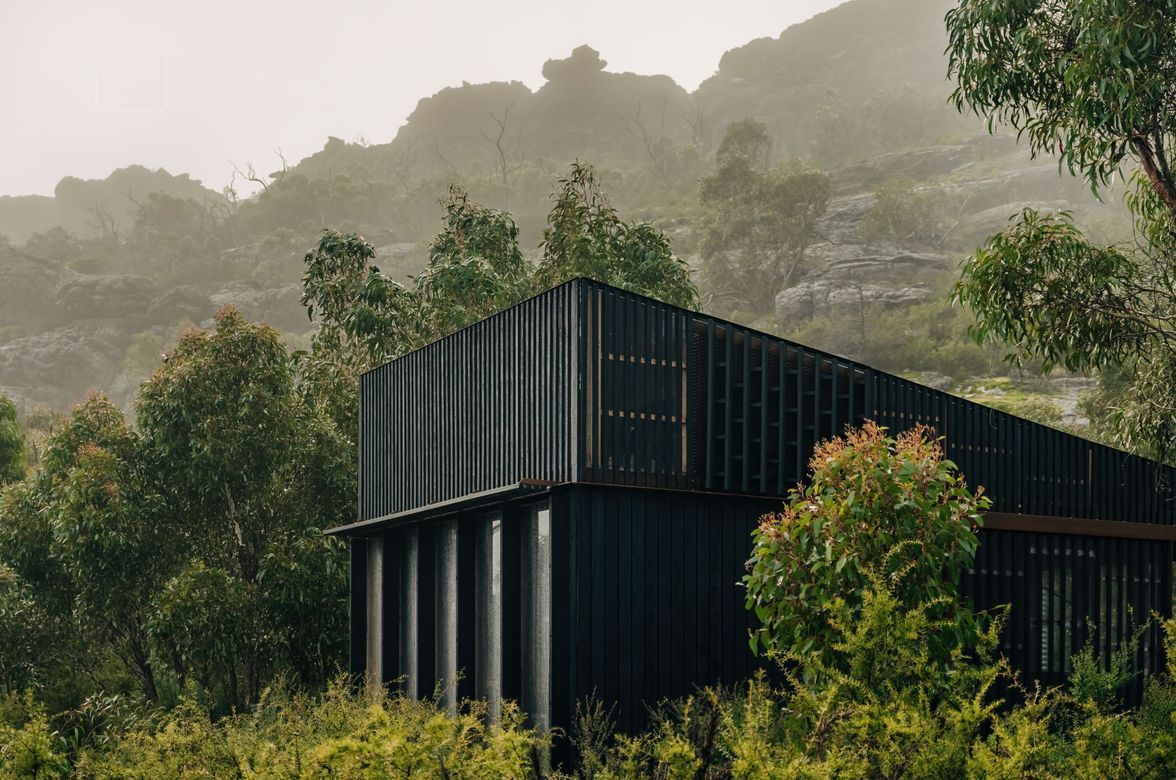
[128,632,159,703]
[1133,135,1176,215]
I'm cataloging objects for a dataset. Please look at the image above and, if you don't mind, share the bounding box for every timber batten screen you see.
[358,282,579,520]
[343,278,1175,751]
[357,278,1176,525]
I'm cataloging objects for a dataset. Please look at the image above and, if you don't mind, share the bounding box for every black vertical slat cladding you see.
[550,490,573,758]
[358,281,582,520]
[795,347,805,479]
[630,485,646,722]
[671,489,687,699]
[760,339,769,492]
[656,493,673,701]
[351,279,1176,742]
[830,358,839,438]
[646,484,661,705]
[741,330,751,493]
[574,488,593,715]
[705,320,716,490]
[416,524,437,694]
[777,347,787,492]
[617,490,632,728]
[724,325,734,491]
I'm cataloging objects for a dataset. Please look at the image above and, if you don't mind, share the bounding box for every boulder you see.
[776,279,933,321]
[146,285,212,325]
[208,283,306,332]
[54,274,158,319]
[0,322,127,408]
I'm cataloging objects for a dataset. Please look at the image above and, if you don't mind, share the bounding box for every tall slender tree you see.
[947,0,1176,458]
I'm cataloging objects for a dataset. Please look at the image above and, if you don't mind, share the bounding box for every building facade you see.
[329,278,1175,738]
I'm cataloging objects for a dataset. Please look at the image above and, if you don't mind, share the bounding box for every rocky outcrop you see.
[831,145,975,194]
[0,251,65,334]
[146,285,212,325]
[208,283,307,332]
[0,322,127,409]
[776,248,949,321]
[55,274,158,319]
[776,281,933,321]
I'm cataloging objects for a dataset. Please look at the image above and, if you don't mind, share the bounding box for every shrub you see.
[0,692,68,779]
[72,679,544,779]
[576,588,1176,779]
[858,177,943,247]
[744,422,990,672]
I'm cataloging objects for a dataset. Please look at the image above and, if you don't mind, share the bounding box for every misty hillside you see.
[0,0,1123,420]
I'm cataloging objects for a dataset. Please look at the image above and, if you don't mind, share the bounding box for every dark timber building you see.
[328,278,1175,740]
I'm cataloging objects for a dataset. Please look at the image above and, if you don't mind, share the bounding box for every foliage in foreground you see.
[744,422,989,669]
[3,593,1173,779]
[4,422,1173,778]
[574,597,1176,780]
[0,681,543,779]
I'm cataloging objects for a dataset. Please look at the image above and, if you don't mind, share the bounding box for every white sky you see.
[0,0,843,197]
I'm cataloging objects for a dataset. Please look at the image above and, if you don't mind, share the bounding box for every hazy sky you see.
[0,0,843,198]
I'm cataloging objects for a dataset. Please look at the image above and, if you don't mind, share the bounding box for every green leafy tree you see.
[300,164,698,438]
[0,395,163,704]
[859,176,942,246]
[947,0,1176,459]
[416,185,533,335]
[743,422,989,671]
[1,313,352,711]
[700,120,830,318]
[137,308,352,707]
[299,229,417,436]
[299,189,534,434]
[55,438,170,702]
[0,395,25,486]
[534,162,698,308]
[715,118,773,170]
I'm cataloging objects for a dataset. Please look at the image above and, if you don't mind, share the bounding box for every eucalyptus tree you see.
[534,162,698,308]
[299,163,698,436]
[137,308,352,706]
[947,0,1176,458]
[0,395,170,703]
[0,313,353,709]
[699,120,831,318]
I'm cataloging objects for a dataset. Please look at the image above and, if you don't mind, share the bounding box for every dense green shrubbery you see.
[4,423,1173,778]
[744,422,988,670]
[4,600,1171,778]
[1,681,545,779]
[576,597,1176,779]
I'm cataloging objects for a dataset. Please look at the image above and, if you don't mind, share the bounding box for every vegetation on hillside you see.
[0,0,1125,434]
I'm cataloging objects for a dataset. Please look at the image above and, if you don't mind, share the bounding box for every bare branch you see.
[480,104,525,186]
[427,138,459,177]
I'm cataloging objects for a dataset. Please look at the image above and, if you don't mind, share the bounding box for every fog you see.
[0,0,840,197]
[1,0,1122,421]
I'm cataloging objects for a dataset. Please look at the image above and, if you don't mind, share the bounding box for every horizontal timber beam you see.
[984,511,1176,543]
